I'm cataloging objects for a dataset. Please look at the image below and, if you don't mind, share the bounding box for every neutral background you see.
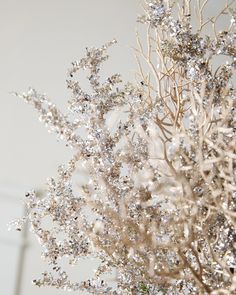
[0,1,234,295]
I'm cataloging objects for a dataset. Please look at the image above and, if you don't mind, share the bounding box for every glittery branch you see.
[12,0,236,294]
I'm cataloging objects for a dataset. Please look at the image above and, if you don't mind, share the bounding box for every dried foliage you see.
[11,0,236,294]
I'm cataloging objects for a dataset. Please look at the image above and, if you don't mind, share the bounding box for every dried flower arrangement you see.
[10,0,236,294]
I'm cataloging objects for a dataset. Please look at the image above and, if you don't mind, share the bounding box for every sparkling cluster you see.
[11,0,236,294]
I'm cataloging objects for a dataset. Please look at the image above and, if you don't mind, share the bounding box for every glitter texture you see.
[11,0,236,294]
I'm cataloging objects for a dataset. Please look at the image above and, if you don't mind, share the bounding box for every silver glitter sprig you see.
[13,0,236,294]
